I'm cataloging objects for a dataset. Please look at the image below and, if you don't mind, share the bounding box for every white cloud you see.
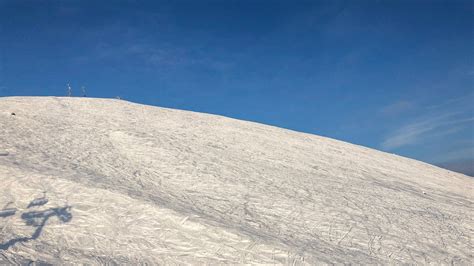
[381,113,473,150]
[380,100,414,116]
[381,93,474,151]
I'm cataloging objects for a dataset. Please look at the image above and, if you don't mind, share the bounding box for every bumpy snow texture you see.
[0,97,472,264]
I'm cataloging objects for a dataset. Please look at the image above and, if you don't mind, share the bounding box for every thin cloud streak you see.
[425,94,473,110]
[381,93,474,152]
[380,100,414,116]
[381,114,473,150]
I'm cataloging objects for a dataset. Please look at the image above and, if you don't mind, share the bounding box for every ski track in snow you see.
[0,97,472,264]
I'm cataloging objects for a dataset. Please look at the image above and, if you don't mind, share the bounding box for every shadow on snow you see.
[0,196,73,250]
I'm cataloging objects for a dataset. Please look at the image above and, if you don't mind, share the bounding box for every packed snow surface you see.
[0,97,472,264]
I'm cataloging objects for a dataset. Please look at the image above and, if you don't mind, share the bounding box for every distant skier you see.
[81,86,87,97]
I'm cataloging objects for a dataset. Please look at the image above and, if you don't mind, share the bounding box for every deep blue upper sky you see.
[0,0,473,173]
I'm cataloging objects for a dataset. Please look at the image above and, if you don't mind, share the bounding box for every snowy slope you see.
[0,97,472,264]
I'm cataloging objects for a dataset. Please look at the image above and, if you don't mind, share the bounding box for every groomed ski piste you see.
[0,97,472,264]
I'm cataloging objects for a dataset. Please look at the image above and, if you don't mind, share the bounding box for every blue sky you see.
[0,0,473,174]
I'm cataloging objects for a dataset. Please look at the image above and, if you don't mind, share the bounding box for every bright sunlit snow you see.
[0,97,472,264]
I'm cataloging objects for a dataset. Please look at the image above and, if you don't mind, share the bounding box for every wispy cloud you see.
[380,100,414,116]
[75,37,234,74]
[382,115,473,149]
[381,94,474,150]
[425,95,469,110]
[382,114,452,149]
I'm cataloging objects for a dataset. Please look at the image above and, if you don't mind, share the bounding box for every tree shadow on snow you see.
[0,208,16,218]
[0,195,73,250]
[0,202,16,218]
[26,194,48,208]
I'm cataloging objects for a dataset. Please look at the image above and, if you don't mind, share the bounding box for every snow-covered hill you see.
[0,97,472,264]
